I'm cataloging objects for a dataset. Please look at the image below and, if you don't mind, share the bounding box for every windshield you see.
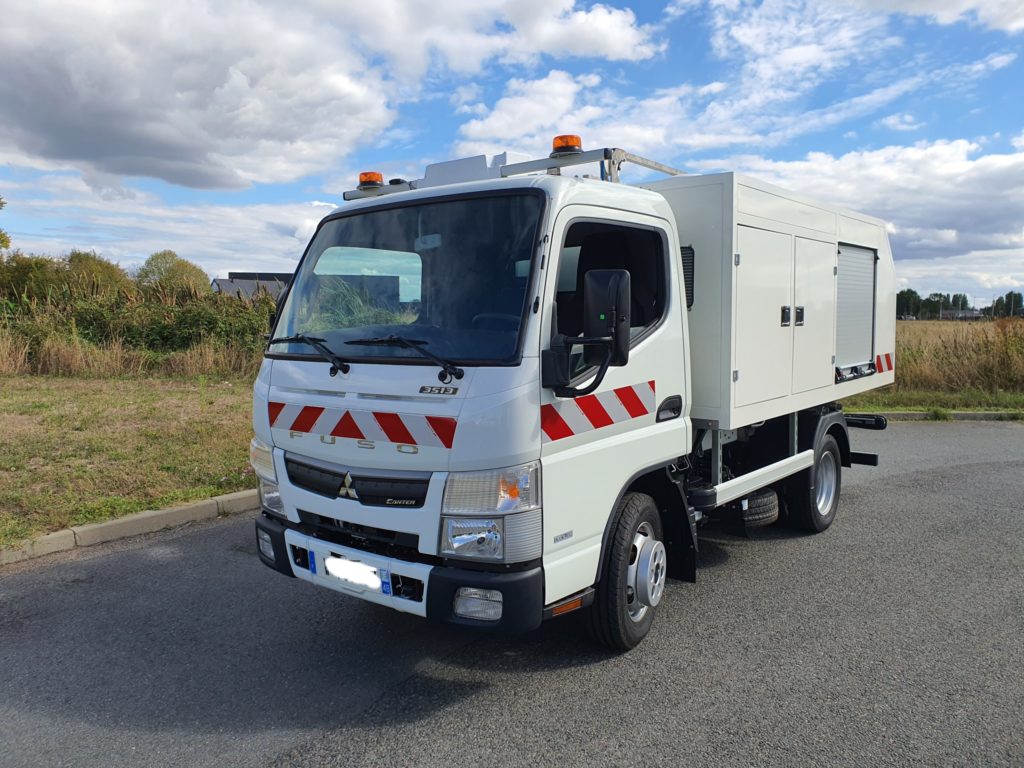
[270,192,544,365]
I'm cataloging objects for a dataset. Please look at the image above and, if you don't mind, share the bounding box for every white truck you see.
[250,137,895,649]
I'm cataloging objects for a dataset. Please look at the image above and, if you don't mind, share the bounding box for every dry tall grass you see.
[0,333,31,374]
[893,319,1024,392]
[0,329,262,378]
[4,319,1022,389]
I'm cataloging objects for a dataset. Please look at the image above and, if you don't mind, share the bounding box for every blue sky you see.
[1,0,1022,307]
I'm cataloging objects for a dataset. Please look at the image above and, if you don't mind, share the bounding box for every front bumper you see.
[254,515,543,632]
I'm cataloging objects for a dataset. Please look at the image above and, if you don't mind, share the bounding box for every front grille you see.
[296,510,442,567]
[285,458,429,508]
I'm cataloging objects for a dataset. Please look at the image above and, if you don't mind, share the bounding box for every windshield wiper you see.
[346,335,465,383]
[267,334,351,376]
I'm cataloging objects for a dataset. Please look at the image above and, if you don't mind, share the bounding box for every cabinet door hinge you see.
[734,253,741,266]
[732,370,740,382]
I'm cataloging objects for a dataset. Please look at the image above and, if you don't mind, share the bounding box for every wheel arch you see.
[594,462,696,586]
[799,405,851,468]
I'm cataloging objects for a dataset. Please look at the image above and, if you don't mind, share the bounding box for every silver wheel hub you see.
[816,450,837,516]
[625,522,666,622]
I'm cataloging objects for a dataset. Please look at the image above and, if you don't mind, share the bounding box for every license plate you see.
[323,555,389,594]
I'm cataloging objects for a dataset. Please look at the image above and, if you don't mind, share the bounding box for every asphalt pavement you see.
[1,421,1022,767]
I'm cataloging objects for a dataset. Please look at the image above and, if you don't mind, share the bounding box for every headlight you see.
[441,462,542,563]
[442,461,540,515]
[259,478,285,518]
[441,517,503,560]
[249,437,276,482]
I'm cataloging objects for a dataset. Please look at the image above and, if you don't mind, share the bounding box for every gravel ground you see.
[1,421,1022,768]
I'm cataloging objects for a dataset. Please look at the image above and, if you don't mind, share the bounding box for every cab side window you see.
[555,222,667,348]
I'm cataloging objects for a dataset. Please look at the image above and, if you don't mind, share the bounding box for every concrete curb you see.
[0,490,259,567]
[879,411,1023,422]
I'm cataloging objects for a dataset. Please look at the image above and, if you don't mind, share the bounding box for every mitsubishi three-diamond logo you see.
[339,472,359,500]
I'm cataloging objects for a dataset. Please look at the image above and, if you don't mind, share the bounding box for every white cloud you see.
[880,113,924,131]
[664,0,702,20]
[0,1,662,190]
[450,84,483,107]
[311,0,663,77]
[850,0,1024,33]
[1012,132,1024,150]
[459,70,606,148]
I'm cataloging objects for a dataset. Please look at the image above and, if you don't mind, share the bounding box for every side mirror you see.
[541,268,630,399]
[583,269,630,368]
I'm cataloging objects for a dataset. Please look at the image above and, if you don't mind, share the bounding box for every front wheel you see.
[589,492,666,650]
[787,433,842,532]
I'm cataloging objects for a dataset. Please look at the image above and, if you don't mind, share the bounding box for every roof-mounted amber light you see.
[358,171,384,189]
[550,134,583,158]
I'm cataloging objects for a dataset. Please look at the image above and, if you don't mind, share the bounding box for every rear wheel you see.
[788,433,841,532]
[589,492,666,650]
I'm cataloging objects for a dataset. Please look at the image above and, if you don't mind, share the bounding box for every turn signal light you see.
[358,171,384,188]
[551,597,583,617]
[551,134,583,156]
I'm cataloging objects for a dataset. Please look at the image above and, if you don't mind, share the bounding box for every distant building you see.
[939,308,983,321]
[211,272,292,299]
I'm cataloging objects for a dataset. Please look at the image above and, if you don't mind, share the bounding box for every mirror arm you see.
[554,344,612,398]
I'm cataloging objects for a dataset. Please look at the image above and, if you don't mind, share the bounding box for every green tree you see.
[0,195,10,250]
[950,293,972,312]
[1002,291,1023,317]
[896,288,921,317]
[67,250,135,298]
[0,252,63,300]
[135,250,210,298]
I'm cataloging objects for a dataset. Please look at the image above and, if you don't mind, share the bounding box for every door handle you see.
[656,395,683,422]
[780,306,791,327]
[795,306,805,326]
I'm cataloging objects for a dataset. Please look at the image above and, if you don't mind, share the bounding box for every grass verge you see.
[0,375,255,548]
[842,386,1024,413]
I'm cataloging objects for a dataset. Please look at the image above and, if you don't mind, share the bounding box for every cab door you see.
[538,206,690,604]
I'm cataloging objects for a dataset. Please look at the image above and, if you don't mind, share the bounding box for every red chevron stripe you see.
[267,401,285,426]
[576,394,614,429]
[541,404,574,441]
[331,411,365,440]
[374,412,416,445]
[290,406,324,432]
[885,353,893,371]
[426,416,457,449]
[614,385,648,419]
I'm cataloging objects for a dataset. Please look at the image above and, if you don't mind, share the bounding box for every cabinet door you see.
[792,237,837,393]
[734,226,792,407]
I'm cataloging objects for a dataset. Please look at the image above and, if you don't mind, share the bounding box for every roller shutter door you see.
[835,244,876,369]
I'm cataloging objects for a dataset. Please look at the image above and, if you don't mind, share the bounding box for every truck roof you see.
[328,172,673,223]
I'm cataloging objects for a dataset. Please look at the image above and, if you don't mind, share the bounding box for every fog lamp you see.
[257,529,275,561]
[453,587,503,621]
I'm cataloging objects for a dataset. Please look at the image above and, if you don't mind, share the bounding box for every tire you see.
[589,492,667,651]
[743,487,779,527]
[787,433,842,533]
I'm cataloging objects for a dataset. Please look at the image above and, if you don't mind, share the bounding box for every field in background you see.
[0,377,254,547]
[843,319,1024,411]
